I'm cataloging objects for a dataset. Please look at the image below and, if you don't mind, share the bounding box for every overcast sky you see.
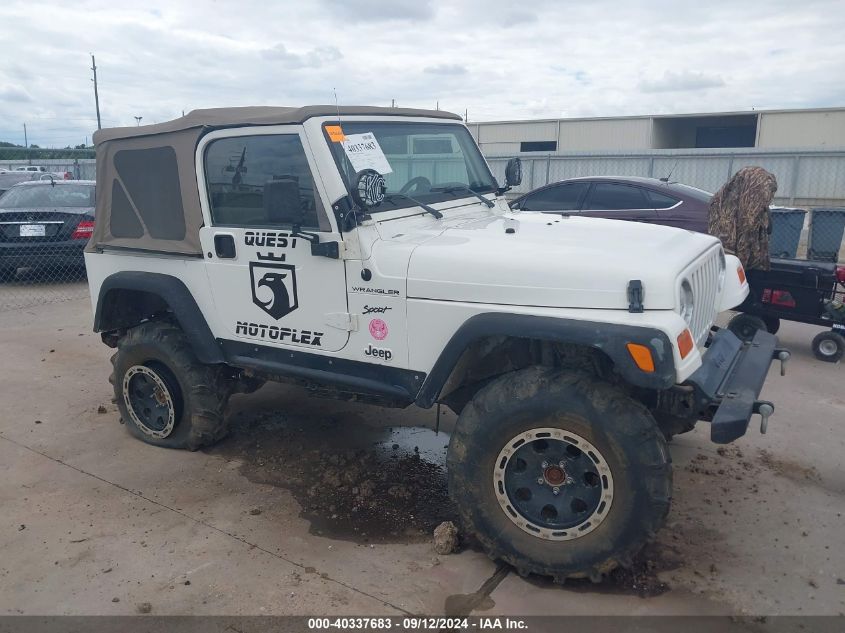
[0,0,843,147]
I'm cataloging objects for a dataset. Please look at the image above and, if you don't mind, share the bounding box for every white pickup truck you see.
[83,105,788,582]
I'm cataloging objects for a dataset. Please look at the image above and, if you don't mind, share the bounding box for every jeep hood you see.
[405,213,720,310]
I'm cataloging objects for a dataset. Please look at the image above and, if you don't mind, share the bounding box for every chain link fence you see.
[487,149,845,264]
[0,179,93,312]
[3,149,845,313]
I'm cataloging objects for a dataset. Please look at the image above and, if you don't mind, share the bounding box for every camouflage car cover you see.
[708,166,778,271]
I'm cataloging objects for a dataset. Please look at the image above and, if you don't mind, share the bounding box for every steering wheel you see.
[399,176,432,195]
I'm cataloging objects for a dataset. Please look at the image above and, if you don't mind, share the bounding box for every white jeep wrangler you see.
[85,105,787,581]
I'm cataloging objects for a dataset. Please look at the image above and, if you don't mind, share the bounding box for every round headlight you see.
[717,249,727,291]
[680,279,695,324]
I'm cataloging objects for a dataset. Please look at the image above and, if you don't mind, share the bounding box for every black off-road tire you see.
[762,316,780,335]
[654,412,696,442]
[110,321,234,450]
[811,331,845,363]
[447,366,672,582]
[727,313,767,342]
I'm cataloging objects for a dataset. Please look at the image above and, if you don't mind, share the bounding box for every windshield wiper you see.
[383,193,443,219]
[433,185,494,208]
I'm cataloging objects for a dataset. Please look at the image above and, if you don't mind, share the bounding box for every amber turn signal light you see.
[626,343,655,373]
[677,329,694,359]
[737,265,746,284]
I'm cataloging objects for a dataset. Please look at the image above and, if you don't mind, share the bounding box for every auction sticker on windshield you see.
[341,133,393,174]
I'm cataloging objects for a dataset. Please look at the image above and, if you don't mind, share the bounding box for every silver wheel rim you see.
[122,365,176,439]
[818,339,838,356]
[493,427,614,541]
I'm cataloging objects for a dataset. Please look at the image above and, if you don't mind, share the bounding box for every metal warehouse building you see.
[471,107,845,206]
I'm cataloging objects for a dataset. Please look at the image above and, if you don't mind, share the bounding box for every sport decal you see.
[362,305,392,315]
[368,318,388,341]
[249,261,298,320]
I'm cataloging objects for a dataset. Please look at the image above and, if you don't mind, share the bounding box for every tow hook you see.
[774,349,790,376]
[753,401,775,434]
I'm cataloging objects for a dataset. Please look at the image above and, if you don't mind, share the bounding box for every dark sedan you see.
[509,176,712,232]
[0,180,95,280]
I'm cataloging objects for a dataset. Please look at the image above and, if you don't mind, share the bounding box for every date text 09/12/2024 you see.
[307,617,528,630]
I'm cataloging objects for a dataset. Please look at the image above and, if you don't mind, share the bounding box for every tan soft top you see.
[92,105,461,145]
[88,105,462,256]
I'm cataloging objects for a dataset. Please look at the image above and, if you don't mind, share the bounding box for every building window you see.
[520,141,557,152]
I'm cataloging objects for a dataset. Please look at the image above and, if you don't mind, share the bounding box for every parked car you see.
[0,169,73,193]
[0,180,95,280]
[510,176,713,233]
[14,165,50,172]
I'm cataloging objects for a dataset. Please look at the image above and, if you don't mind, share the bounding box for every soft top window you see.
[112,146,186,240]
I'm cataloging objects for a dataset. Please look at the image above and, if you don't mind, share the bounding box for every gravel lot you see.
[0,294,842,617]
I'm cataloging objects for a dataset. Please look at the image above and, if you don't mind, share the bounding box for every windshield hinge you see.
[325,312,358,332]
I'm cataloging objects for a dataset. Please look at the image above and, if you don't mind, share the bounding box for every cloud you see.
[639,71,726,93]
[321,0,435,21]
[0,0,843,145]
[260,43,342,69]
[424,64,467,76]
[0,85,33,103]
[502,11,537,27]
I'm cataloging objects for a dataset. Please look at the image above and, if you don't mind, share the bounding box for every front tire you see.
[727,313,767,342]
[811,331,845,363]
[447,367,672,581]
[110,322,234,450]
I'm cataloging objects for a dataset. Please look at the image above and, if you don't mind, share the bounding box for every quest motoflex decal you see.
[235,321,323,347]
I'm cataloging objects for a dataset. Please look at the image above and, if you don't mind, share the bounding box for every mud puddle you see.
[210,410,457,543]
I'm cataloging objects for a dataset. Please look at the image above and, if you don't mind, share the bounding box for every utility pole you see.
[391,99,395,108]
[23,123,30,165]
[90,54,102,130]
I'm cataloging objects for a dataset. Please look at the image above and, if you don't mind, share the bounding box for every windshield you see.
[0,184,95,208]
[324,121,497,213]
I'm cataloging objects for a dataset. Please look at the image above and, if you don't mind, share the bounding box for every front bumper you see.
[687,327,788,444]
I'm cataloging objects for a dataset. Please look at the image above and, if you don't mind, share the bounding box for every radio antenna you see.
[660,160,679,183]
[333,88,344,132]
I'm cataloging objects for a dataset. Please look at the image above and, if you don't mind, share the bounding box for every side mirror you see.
[505,157,522,187]
[351,169,387,209]
[264,178,304,226]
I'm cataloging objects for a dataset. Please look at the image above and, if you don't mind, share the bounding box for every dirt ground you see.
[0,294,843,616]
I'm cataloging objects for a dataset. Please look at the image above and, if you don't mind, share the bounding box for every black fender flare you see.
[414,312,676,408]
[94,271,224,364]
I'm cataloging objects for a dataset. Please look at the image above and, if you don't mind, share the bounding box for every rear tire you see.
[110,321,234,450]
[728,313,767,342]
[811,331,844,363]
[447,367,672,581]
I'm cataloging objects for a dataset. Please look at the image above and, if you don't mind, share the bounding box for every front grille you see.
[686,247,722,347]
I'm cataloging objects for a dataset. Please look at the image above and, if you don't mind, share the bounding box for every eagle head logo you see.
[250,263,298,320]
